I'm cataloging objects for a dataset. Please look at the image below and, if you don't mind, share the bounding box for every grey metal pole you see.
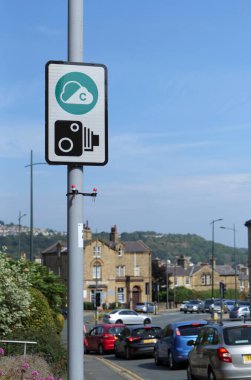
[67,0,84,379]
[166,260,169,309]
[211,218,223,298]
[30,150,33,261]
[18,211,27,259]
[233,224,237,304]
[25,150,46,261]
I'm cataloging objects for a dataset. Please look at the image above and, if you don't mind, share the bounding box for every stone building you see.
[160,255,249,294]
[41,224,152,309]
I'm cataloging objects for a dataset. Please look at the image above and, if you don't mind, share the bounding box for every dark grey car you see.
[187,321,251,380]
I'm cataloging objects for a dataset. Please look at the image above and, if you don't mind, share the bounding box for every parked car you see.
[224,300,236,312]
[238,300,250,307]
[187,320,251,380]
[229,305,251,319]
[154,319,207,369]
[184,300,203,313]
[114,324,162,359]
[135,302,154,313]
[180,301,190,311]
[211,300,230,314]
[203,298,219,313]
[103,309,152,325]
[84,323,125,355]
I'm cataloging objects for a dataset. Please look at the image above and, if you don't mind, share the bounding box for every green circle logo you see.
[55,72,98,115]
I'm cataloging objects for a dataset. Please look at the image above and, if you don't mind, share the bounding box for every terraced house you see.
[41,224,152,309]
[159,255,249,294]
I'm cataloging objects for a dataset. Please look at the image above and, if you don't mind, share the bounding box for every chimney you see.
[83,221,92,241]
[109,225,120,244]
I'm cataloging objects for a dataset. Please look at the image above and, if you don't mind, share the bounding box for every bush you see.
[5,326,67,376]
[54,312,65,334]
[24,288,56,331]
[84,302,94,310]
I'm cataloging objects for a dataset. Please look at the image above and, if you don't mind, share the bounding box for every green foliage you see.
[0,231,67,259]
[159,286,246,303]
[54,312,65,334]
[0,254,32,336]
[84,301,94,310]
[17,259,67,313]
[6,326,67,375]
[24,287,56,331]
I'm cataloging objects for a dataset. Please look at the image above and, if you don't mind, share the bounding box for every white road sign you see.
[46,61,108,165]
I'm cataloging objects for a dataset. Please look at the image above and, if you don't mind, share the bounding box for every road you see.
[82,309,211,380]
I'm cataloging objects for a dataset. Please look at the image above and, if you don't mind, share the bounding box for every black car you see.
[114,324,161,359]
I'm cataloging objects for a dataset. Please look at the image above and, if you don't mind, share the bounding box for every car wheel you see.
[187,364,196,380]
[208,368,216,380]
[144,318,151,325]
[84,345,89,354]
[125,346,132,360]
[154,349,162,366]
[98,344,105,355]
[116,319,123,324]
[168,351,177,370]
[184,311,187,314]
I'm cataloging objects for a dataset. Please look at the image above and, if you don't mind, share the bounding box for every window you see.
[93,245,102,258]
[116,266,125,277]
[145,282,150,295]
[134,266,140,276]
[117,287,125,303]
[185,276,190,285]
[118,247,123,256]
[93,263,101,279]
[201,273,211,285]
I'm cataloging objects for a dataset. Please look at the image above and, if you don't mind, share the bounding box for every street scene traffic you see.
[81,299,251,380]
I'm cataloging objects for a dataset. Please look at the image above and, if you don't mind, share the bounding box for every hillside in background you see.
[0,223,248,266]
[96,231,247,266]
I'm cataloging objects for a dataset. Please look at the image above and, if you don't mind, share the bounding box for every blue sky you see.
[1,0,251,248]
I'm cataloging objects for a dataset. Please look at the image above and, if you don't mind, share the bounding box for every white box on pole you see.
[46,61,108,165]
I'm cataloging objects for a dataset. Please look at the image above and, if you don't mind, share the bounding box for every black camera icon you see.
[55,120,83,156]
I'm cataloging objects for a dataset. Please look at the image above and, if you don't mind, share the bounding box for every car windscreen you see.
[109,309,120,314]
[131,327,161,338]
[223,326,251,345]
[177,324,205,336]
[107,326,124,335]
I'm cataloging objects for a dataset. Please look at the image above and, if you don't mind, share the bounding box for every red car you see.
[84,323,125,355]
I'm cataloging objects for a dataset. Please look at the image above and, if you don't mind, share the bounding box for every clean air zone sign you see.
[45,61,108,165]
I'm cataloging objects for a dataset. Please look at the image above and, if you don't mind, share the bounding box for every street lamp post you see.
[18,211,27,259]
[166,260,169,309]
[25,150,47,261]
[210,218,223,298]
[220,224,237,303]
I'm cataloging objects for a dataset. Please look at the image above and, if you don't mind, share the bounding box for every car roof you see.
[93,323,125,328]
[170,320,207,327]
[123,324,161,330]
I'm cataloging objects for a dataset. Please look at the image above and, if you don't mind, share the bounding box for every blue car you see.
[154,319,207,369]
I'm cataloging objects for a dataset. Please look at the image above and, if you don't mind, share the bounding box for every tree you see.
[0,253,32,336]
[16,259,67,313]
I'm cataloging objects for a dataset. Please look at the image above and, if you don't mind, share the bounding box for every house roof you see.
[41,241,67,254]
[42,239,150,255]
[124,241,151,253]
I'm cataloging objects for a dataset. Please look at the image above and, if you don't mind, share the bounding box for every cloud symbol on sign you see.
[60,81,93,105]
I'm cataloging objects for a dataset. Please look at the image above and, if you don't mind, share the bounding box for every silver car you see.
[103,309,152,325]
[187,320,251,380]
[135,302,154,313]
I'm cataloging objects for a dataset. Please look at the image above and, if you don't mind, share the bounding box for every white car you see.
[103,309,152,325]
